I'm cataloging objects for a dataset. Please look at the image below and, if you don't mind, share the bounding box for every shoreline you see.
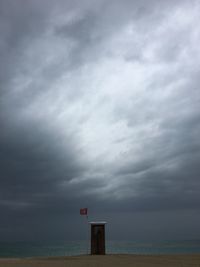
[0,254,200,267]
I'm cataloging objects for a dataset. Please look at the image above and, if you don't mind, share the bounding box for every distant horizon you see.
[7,239,199,244]
[1,239,200,258]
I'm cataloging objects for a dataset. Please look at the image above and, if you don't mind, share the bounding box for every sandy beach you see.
[0,254,200,267]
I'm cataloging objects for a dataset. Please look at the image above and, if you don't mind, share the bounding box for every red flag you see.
[80,208,88,215]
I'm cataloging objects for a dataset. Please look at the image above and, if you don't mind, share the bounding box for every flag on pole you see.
[80,208,88,215]
[80,208,89,254]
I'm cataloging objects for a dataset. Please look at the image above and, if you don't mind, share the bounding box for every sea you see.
[0,240,200,258]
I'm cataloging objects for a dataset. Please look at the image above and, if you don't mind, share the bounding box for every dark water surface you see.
[0,240,200,258]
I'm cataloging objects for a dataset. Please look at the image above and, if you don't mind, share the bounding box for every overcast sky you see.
[0,0,200,242]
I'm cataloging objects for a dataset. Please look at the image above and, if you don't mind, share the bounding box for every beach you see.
[0,254,200,267]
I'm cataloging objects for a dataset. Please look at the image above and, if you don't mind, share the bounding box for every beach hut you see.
[89,221,107,255]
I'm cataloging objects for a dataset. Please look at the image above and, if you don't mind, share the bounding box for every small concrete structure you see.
[89,221,107,255]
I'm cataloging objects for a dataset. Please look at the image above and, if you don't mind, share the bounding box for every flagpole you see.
[85,214,89,254]
[87,208,89,255]
[80,208,89,255]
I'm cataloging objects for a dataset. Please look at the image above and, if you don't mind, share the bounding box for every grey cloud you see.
[55,13,97,44]
[0,0,200,242]
[0,124,81,203]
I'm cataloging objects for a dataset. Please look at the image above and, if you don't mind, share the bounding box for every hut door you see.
[91,225,105,254]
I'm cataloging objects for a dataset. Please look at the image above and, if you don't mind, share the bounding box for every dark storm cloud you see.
[0,0,94,220]
[0,115,83,204]
[0,0,48,94]
[0,0,200,241]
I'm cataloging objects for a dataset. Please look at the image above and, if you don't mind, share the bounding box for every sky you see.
[0,0,200,242]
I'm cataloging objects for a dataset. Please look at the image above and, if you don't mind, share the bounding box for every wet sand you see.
[0,254,200,267]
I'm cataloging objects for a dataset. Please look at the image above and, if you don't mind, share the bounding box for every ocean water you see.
[0,240,200,258]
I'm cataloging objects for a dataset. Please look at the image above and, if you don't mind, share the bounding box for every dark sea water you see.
[0,240,200,258]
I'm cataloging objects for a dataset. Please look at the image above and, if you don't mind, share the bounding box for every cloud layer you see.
[0,0,200,241]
